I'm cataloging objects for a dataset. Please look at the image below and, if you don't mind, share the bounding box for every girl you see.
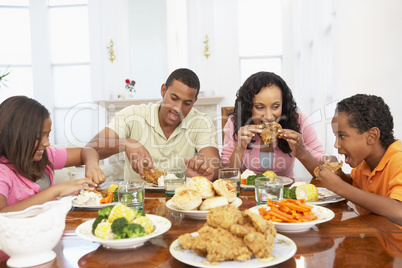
[0,96,105,212]
[221,71,326,178]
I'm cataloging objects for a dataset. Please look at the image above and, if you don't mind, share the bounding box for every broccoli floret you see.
[98,205,115,217]
[111,217,129,237]
[133,208,145,218]
[112,187,119,202]
[283,186,297,199]
[246,174,264,185]
[123,223,146,238]
[92,215,107,234]
[289,186,297,199]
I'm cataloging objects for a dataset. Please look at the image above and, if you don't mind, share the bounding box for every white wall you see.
[334,0,402,140]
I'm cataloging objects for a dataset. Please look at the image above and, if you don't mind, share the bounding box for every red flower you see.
[125,79,130,84]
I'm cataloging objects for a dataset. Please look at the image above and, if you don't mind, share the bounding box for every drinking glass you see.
[164,168,186,197]
[118,181,145,210]
[255,176,283,205]
[218,168,241,197]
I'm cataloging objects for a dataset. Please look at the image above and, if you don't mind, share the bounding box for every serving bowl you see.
[249,204,335,233]
[166,197,242,220]
[75,214,171,249]
[0,201,71,267]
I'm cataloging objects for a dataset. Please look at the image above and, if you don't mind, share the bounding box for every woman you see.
[0,96,105,212]
[221,72,325,178]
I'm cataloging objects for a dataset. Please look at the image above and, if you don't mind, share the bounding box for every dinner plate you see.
[75,214,171,249]
[307,187,345,205]
[249,204,335,233]
[240,176,293,189]
[169,233,296,267]
[166,198,243,220]
[60,195,117,209]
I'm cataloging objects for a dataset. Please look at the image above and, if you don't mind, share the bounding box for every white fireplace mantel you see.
[95,96,224,126]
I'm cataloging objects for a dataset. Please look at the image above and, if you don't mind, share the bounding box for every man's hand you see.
[125,139,154,178]
[185,154,214,180]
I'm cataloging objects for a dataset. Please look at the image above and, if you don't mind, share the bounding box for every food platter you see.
[240,176,293,189]
[60,195,117,210]
[169,233,296,267]
[75,215,171,249]
[166,198,243,220]
[308,187,345,205]
[249,204,334,233]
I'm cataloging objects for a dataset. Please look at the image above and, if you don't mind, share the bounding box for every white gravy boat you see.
[0,201,72,267]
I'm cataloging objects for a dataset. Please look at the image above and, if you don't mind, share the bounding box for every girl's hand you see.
[57,178,98,197]
[279,129,304,157]
[237,124,262,149]
[85,164,106,184]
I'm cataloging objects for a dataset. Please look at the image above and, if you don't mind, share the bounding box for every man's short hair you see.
[165,68,200,96]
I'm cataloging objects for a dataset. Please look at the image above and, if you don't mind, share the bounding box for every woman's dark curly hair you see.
[336,94,395,149]
[231,71,300,154]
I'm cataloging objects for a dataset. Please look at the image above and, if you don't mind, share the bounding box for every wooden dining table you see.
[1,179,401,268]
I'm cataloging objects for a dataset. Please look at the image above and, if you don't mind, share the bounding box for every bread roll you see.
[174,184,189,194]
[187,176,215,199]
[213,179,237,202]
[170,189,202,211]
[199,196,229,211]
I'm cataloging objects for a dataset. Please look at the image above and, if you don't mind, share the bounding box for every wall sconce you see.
[203,35,211,59]
[107,39,116,63]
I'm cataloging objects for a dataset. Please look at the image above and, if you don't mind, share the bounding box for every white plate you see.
[241,176,293,189]
[75,214,171,249]
[307,187,345,205]
[60,195,117,209]
[166,197,243,220]
[249,204,335,233]
[169,233,296,267]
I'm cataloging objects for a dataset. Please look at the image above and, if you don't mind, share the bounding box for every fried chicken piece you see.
[260,122,282,145]
[178,206,277,262]
[190,225,252,262]
[244,231,275,258]
[229,222,256,237]
[207,204,243,230]
[243,209,271,233]
[143,168,164,185]
[314,160,343,177]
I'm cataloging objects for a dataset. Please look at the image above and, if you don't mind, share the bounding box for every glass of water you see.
[255,176,283,205]
[118,181,145,210]
[218,168,241,197]
[164,169,186,197]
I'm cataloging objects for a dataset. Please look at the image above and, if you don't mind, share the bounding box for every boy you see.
[316,94,402,226]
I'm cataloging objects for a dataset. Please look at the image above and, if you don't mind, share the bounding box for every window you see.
[0,0,92,145]
[0,1,33,99]
[238,0,282,83]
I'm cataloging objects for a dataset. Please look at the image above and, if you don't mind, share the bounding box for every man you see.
[87,68,220,181]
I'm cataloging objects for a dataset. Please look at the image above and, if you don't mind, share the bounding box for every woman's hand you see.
[237,124,262,149]
[279,129,304,157]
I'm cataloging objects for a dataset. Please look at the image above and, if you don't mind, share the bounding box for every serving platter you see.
[249,204,335,233]
[169,233,296,267]
[240,176,293,189]
[166,198,242,220]
[75,214,171,249]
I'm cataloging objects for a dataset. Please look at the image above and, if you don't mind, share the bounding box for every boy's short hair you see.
[165,68,200,96]
[336,94,395,148]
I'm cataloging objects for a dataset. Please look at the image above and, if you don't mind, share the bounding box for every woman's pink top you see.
[0,147,67,205]
[221,112,326,178]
